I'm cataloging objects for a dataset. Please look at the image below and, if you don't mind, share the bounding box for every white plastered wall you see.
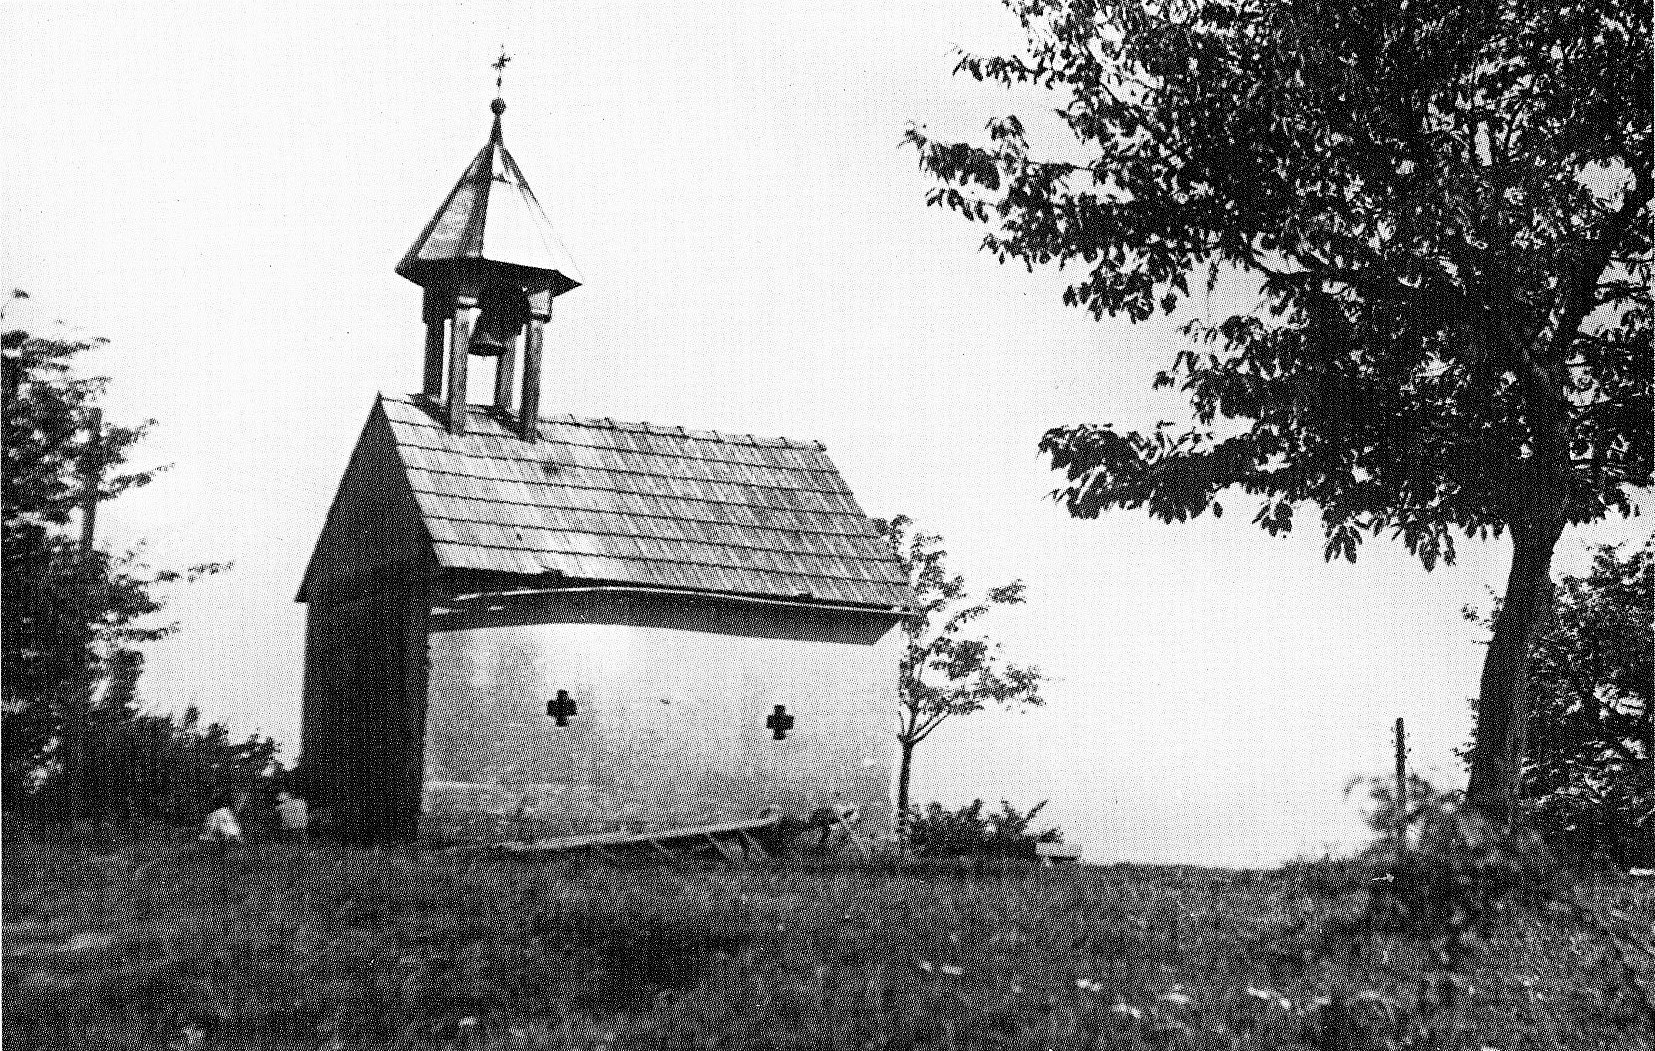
[421,612,898,840]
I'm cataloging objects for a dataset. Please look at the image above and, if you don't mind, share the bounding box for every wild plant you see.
[1358,776,1655,1038]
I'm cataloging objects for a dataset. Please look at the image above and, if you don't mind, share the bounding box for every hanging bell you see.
[469,284,529,357]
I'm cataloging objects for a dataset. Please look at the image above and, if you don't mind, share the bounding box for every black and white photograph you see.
[3,1,1651,1047]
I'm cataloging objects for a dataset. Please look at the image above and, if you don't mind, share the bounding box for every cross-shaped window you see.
[765,704,795,740]
[547,689,576,727]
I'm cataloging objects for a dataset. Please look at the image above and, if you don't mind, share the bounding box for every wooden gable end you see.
[298,398,434,603]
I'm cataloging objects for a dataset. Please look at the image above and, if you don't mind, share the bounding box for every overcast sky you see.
[6,0,1644,866]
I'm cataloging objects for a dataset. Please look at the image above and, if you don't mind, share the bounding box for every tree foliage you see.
[70,705,278,830]
[1467,541,1653,866]
[908,0,1651,816]
[2,296,239,817]
[879,516,1044,815]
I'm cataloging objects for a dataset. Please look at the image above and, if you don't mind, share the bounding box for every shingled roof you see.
[303,395,914,610]
[396,102,582,298]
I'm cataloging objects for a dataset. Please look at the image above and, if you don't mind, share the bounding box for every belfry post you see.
[421,288,446,400]
[446,286,480,434]
[492,310,519,415]
[519,291,551,442]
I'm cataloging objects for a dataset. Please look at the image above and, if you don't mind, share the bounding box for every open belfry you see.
[297,82,915,843]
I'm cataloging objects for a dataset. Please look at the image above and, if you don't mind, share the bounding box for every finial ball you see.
[491,97,507,116]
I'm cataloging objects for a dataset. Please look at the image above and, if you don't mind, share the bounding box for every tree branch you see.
[910,709,952,745]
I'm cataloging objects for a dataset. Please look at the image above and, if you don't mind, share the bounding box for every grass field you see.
[4,838,1652,1050]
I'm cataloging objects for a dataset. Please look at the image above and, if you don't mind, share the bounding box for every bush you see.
[902,799,1062,859]
[1358,776,1563,939]
[19,704,277,830]
[1351,777,1655,1034]
[1520,753,1654,871]
[1463,541,1653,870]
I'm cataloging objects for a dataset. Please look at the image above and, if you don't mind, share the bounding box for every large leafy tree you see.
[908,0,1652,818]
[880,516,1045,816]
[2,295,229,815]
[1467,541,1653,865]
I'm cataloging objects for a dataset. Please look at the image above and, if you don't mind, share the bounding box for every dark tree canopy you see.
[4,320,159,797]
[909,0,1651,816]
[912,0,1649,561]
[2,303,236,815]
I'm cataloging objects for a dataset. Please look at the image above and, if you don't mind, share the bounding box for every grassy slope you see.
[3,840,1651,1050]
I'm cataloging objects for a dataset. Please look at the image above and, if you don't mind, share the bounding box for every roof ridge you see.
[396,440,853,498]
[383,394,829,451]
[387,420,839,477]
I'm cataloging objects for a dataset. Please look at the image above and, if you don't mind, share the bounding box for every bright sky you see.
[5,1,1644,867]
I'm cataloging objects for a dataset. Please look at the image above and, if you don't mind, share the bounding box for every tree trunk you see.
[897,739,916,817]
[1466,520,1566,823]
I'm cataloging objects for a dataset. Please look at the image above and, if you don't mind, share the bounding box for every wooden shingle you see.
[371,395,913,609]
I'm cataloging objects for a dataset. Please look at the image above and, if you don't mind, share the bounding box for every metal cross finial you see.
[493,49,512,94]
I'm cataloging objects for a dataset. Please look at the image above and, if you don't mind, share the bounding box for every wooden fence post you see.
[1394,717,1408,842]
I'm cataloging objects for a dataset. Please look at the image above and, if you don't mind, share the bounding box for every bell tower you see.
[396,85,581,441]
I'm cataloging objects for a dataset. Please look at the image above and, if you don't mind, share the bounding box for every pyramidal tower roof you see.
[397,98,582,296]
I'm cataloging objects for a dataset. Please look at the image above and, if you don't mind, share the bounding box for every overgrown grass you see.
[4,838,1651,1050]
